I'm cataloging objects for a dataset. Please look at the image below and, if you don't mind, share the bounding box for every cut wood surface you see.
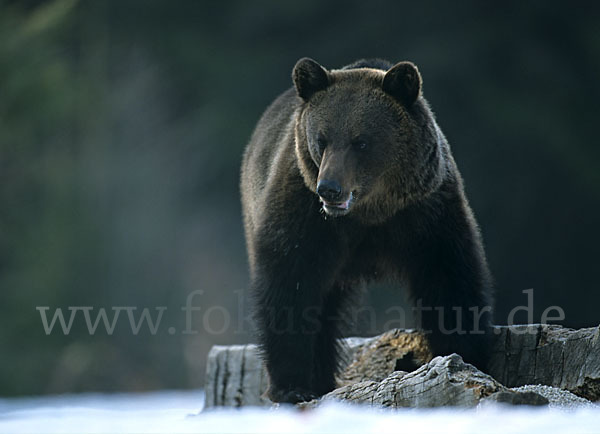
[203,325,600,409]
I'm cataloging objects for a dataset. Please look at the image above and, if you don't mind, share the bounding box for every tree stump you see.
[203,325,600,408]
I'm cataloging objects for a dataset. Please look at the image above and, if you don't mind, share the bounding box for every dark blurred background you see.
[1,0,599,397]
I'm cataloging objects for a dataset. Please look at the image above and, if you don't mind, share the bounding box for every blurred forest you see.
[1,0,599,396]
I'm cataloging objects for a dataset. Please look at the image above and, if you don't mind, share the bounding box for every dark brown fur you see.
[241,58,493,404]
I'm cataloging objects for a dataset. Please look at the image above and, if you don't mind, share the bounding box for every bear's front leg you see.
[251,231,344,403]
[252,273,322,403]
[403,201,494,371]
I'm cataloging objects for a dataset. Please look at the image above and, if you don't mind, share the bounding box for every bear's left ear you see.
[292,58,330,101]
[382,61,422,106]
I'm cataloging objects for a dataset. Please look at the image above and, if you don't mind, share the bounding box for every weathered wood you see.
[203,325,600,408]
[204,344,271,408]
[489,325,600,400]
[316,354,510,408]
[339,329,431,385]
[203,337,373,408]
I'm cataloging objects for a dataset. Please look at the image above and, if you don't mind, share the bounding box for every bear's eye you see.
[353,141,368,151]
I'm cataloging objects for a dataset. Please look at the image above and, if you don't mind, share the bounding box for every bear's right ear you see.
[382,61,422,107]
[292,58,330,101]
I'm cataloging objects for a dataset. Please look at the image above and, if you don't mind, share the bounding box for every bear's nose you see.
[317,179,343,202]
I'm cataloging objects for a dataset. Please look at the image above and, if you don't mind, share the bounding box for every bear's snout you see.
[317,179,343,203]
[317,179,353,217]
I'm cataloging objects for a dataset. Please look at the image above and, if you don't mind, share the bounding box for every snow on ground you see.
[0,390,598,434]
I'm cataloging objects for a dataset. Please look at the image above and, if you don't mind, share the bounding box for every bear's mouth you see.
[320,192,354,217]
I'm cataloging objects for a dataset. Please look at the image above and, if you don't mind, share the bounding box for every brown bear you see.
[240,58,493,404]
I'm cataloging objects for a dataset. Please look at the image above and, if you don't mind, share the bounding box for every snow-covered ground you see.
[0,390,598,434]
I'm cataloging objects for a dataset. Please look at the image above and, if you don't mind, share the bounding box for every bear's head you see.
[292,58,450,224]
